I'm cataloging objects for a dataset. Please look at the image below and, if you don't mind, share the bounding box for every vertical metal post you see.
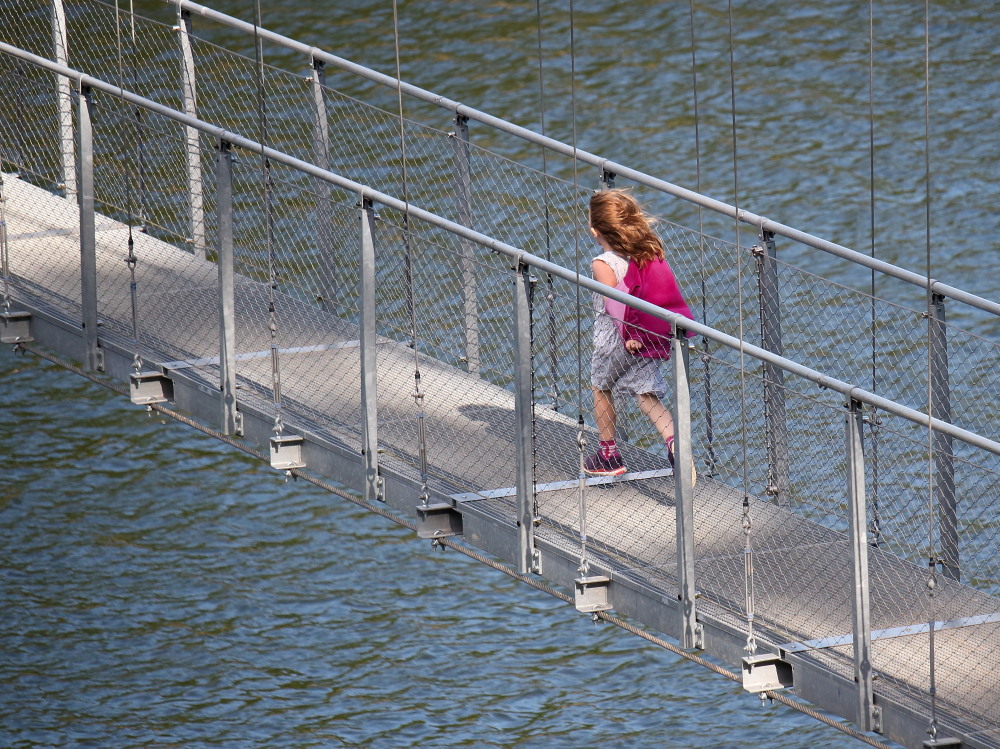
[176,7,205,258]
[311,58,337,313]
[672,325,698,648]
[930,293,958,580]
[216,138,239,435]
[452,113,479,373]
[51,0,76,198]
[756,230,789,505]
[513,261,536,574]
[359,196,381,502]
[77,83,101,372]
[846,395,875,731]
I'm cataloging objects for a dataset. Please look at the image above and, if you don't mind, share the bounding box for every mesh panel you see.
[2,1,1000,743]
[0,56,66,189]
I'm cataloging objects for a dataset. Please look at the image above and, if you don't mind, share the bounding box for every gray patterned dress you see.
[590,251,668,397]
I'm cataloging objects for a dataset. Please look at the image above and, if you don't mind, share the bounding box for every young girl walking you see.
[583,189,696,484]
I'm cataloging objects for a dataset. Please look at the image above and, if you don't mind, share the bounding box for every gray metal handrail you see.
[2,39,998,460]
[167,0,1000,320]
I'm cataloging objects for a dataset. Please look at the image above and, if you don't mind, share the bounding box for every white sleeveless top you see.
[592,251,630,351]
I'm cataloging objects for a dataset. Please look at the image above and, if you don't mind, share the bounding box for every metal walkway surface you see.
[5,172,1000,749]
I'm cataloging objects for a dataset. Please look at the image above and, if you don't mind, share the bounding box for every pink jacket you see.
[610,257,695,360]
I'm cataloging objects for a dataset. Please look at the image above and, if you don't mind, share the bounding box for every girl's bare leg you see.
[639,392,696,485]
[593,388,617,442]
[637,392,674,442]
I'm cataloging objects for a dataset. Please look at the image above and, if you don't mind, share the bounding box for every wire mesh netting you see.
[0,55,67,192]
[2,1,1000,744]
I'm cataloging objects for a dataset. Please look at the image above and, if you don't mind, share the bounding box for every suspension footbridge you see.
[2,2,999,747]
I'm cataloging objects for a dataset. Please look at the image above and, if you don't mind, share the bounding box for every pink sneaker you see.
[583,451,627,477]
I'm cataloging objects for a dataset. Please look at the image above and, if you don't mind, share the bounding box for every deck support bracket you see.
[574,575,612,614]
[129,370,173,405]
[672,325,698,647]
[0,310,33,343]
[741,653,793,693]
[846,395,875,728]
[358,196,381,503]
[512,261,536,574]
[452,112,479,374]
[755,229,790,505]
[270,433,306,471]
[415,502,463,540]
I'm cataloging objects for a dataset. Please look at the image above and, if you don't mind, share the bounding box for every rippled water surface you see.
[4,0,998,746]
[1,355,868,748]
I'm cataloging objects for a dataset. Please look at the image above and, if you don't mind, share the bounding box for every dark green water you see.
[3,0,998,746]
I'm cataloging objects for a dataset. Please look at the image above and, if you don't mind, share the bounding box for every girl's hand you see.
[625,339,643,353]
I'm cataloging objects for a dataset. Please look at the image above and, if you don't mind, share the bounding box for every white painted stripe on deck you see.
[781,611,1000,654]
[10,220,119,239]
[162,340,360,370]
[10,228,76,240]
[452,468,674,503]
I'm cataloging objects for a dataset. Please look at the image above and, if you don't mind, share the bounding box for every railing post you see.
[216,138,239,435]
[311,57,337,313]
[672,324,699,648]
[51,0,76,198]
[846,395,875,731]
[755,230,789,504]
[452,113,479,373]
[176,7,205,258]
[77,83,101,372]
[359,196,381,502]
[930,292,958,581]
[513,260,536,574]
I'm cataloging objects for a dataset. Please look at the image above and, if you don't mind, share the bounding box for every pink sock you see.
[599,439,619,459]
[665,435,675,456]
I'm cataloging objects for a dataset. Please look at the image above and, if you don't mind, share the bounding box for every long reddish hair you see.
[589,189,665,269]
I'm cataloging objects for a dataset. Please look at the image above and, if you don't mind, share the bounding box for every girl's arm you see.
[592,258,617,286]
[593,259,642,352]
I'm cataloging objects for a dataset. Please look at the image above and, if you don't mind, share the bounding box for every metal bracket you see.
[694,623,705,650]
[415,502,463,539]
[871,705,882,733]
[741,653,793,693]
[574,575,612,614]
[923,739,962,748]
[270,433,306,471]
[0,310,33,343]
[531,547,542,575]
[129,370,174,405]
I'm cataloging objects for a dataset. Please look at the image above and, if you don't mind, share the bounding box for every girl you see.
[583,189,696,485]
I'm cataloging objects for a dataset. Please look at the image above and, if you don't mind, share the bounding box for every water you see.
[4,0,999,745]
[1,354,867,748]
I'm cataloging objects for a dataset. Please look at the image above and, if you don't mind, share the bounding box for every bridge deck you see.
[5,174,999,747]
